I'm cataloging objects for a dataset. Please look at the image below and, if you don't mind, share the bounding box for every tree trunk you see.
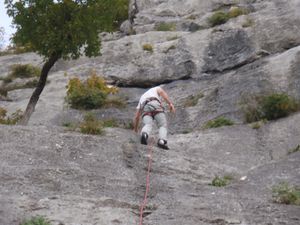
[18,53,60,125]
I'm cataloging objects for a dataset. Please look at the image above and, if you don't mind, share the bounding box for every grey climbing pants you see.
[141,101,168,140]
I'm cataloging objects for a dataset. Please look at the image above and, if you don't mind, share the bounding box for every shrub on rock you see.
[80,112,103,135]
[211,175,233,187]
[66,72,118,110]
[261,93,299,120]
[20,216,51,225]
[272,182,300,205]
[203,117,234,129]
[208,11,229,27]
[241,93,299,122]
[10,64,40,79]
[0,107,23,125]
[208,7,249,27]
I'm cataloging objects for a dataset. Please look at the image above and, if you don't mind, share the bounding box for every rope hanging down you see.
[138,138,155,225]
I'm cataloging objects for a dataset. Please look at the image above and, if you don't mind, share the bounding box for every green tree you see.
[5,0,128,125]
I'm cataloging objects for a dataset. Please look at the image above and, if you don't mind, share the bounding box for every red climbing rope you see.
[138,138,154,225]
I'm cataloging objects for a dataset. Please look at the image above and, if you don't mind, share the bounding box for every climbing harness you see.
[142,109,164,119]
[141,97,165,118]
[138,138,155,225]
[141,97,161,109]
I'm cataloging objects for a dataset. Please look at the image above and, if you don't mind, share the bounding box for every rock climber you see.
[133,85,175,149]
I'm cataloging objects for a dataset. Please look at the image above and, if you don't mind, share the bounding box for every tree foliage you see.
[5,0,128,60]
[4,0,128,124]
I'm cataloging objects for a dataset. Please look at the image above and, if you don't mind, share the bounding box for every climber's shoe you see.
[141,132,148,145]
[157,139,169,150]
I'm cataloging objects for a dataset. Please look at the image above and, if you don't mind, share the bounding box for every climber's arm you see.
[157,87,175,113]
[133,109,141,133]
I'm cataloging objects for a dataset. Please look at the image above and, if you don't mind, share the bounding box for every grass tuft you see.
[0,107,23,125]
[211,175,233,187]
[0,64,40,85]
[208,7,249,27]
[203,117,234,129]
[272,182,300,205]
[155,22,176,31]
[9,64,40,79]
[142,44,153,53]
[20,216,51,225]
[208,11,229,27]
[80,113,104,135]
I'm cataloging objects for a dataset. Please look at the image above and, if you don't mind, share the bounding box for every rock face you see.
[202,29,256,72]
[0,113,299,225]
[0,0,300,225]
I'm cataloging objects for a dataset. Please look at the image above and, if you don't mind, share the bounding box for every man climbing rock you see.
[133,86,175,149]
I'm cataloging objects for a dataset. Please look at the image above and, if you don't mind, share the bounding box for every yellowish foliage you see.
[66,71,119,109]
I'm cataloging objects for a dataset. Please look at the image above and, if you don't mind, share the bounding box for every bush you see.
[9,64,40,79]
[1,64,40,85]
[66,72,118,110]
[208,11,229,27]
[272,182,300,205]
[261,93,299,120]
[155,22,176,31]
[208,7,248,27]
[211,175,233,187]
[142,44,153,53]
[203,117,234,129]
[80,113,103,135]
[20,216,51,225]
[0,107,23,125]
[241,93,299,123]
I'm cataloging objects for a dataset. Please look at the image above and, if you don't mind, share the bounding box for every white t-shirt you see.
[136,86,162,109]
